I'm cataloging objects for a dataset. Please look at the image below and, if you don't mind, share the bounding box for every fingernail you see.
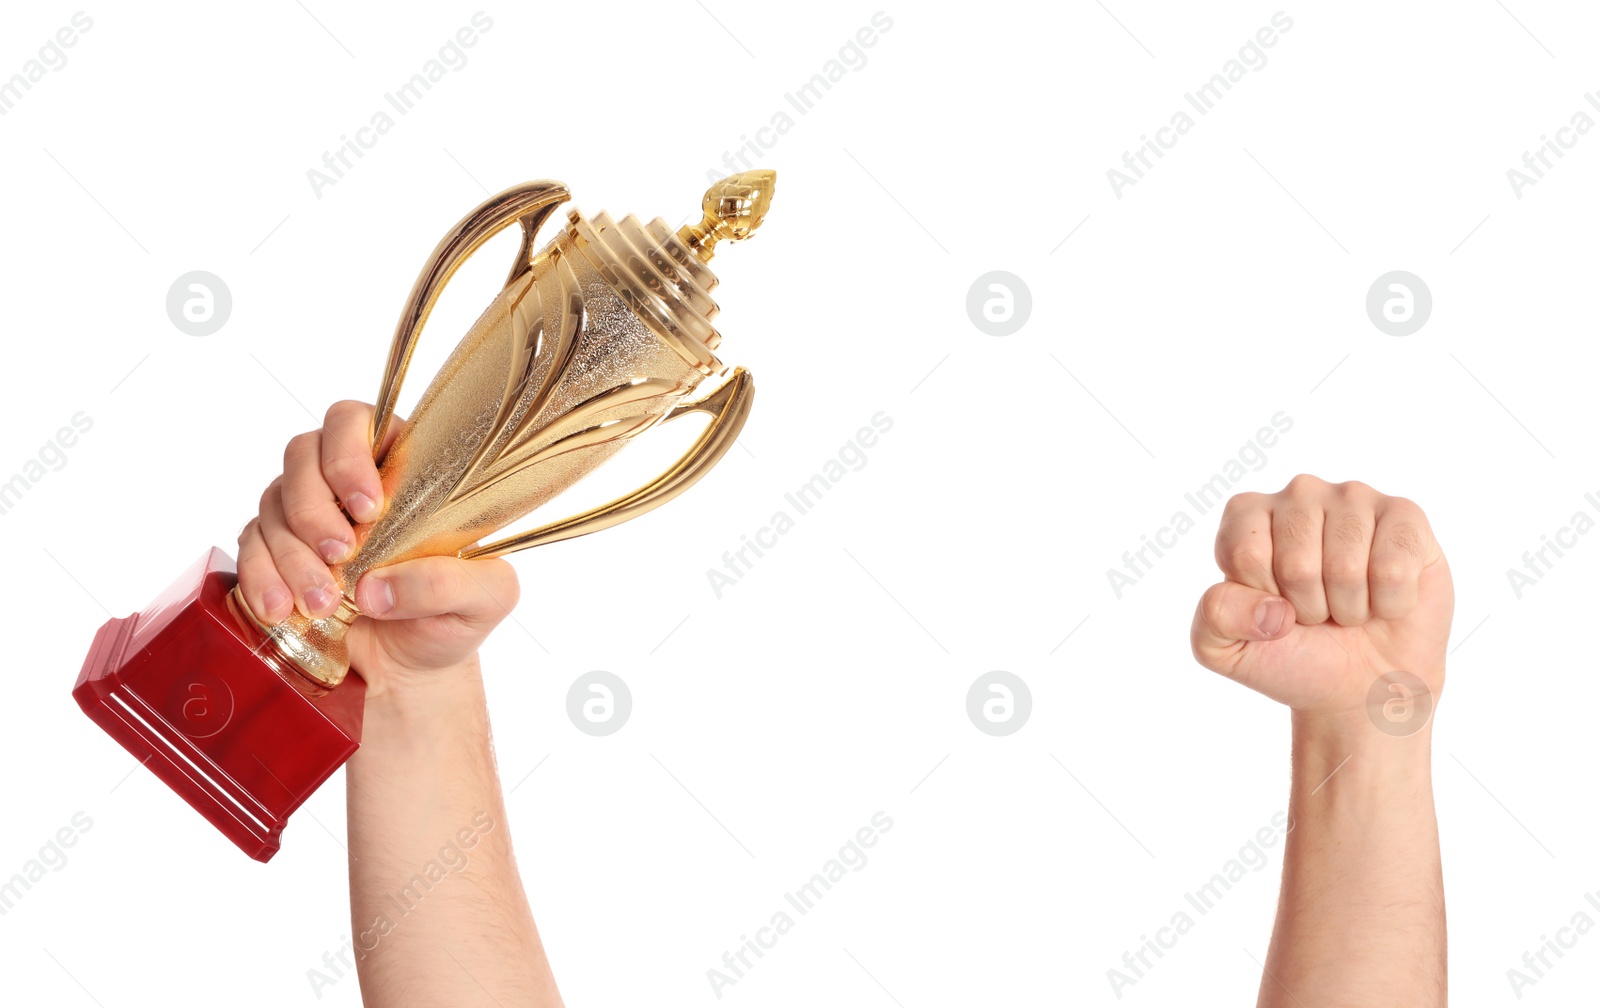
[318,538,351,564]
[346,492,379,523]
[364,576,394,615]
[262,588,290,620]
[304,586,334,616]
[1255,597,1287,637]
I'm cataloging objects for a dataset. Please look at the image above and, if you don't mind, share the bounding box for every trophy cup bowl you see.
[73,170,776,860]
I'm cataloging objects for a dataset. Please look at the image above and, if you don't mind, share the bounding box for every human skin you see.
[1190,474,1451,1007]
[236,400,564,1007]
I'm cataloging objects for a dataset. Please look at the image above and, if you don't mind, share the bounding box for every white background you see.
[1,1,1596,1005]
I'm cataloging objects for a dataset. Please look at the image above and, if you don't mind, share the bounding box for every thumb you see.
[354,555,520,628]
[1191,581,1292,675]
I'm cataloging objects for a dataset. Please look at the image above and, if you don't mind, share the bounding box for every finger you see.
[320,400,385,524]
[1322,496,1375,626]
[1191,581,1292,675]
[1271,496,1329,625]
[281,431,356,565]
[236,519,294,624]
[355,556,520,627]
[1215,492,1278,594]
[258,480,341,619]
[1369,496,1435,620]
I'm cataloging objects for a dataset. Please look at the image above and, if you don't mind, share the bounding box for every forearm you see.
[346,661,562,1007]
[1258,713,1445,1007]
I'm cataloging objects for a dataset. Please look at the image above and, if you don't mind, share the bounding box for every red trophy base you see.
[73,548,364,862]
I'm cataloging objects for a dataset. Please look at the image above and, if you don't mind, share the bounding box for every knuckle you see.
[264,534,324,580]
[1200,585,1231,628]
[321,454,371,488]
[1323,553,1367,585]
[258,477,282,513]
[283,432,319,467]
[325,399,371,428]
[1222,544,1269,578]
[239,560,280,595]
[1221,491,1265,519]
[281,498,328,534]
[486,560,520,610]
[1369,558,1412,590]
[1283,473,1325,496]
[1386,495,1421,517]
[1275,556,1321,587]
[275,550,323,583]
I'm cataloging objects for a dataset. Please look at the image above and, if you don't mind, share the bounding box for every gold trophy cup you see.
[74,171,777,859]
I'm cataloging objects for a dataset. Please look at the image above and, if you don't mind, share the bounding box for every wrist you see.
[1289,709,1433,805]
[360,657,487,735]
[1291,706,1434,755]
[364,651,482,701]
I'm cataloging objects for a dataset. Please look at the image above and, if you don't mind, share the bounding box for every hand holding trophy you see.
[74,171,777,861]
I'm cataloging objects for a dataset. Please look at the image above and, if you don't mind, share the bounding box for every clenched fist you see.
[1190,474,1453,726]
[235,400,521,697]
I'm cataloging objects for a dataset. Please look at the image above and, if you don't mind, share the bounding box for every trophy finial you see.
[677,169,776,262]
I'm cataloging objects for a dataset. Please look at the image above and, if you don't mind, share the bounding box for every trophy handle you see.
[369,180,573,458]
[459,367,756,559]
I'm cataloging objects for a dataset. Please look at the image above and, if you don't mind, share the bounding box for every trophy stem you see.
[228,584,359,688]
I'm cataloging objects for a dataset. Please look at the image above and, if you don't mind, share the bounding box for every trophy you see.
[74,171,776,861]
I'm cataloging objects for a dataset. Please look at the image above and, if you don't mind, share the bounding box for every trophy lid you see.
[561,170,776,374]
[676,169,778,262]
